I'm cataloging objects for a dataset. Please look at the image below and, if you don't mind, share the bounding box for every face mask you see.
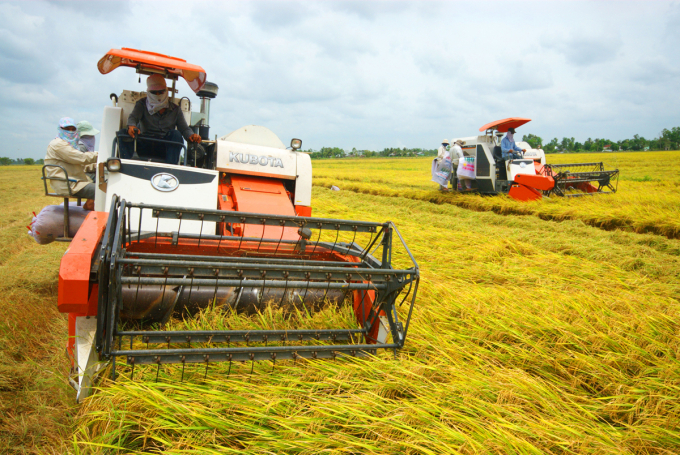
[57,127,79,148]
[80,135,96,151]
[146,90,169,115]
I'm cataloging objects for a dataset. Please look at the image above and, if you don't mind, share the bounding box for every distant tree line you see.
[306,126,680,159]
[0,157,43,165]
[523,126,680,153]
[308,147,437,159]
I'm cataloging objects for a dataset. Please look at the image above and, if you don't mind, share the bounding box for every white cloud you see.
[0,0,677,159]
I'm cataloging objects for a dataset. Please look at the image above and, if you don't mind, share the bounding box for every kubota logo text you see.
[230,152,284,168]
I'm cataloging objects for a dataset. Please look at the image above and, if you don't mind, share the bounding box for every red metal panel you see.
[508,183,543,201]
[230,175,299,240]
[515,173,555,191]
[58,212,107,314]
[295,205,312,217]
[97,48,206,93]
[479,117,532,133]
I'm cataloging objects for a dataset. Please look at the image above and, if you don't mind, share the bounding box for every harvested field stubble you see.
[73,188,680,453]
[1,165,678,454]
[313,151,680,239]
[0,167,75,454]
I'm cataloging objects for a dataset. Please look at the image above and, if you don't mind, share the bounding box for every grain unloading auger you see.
[452,118,619,201]
[55,49,419,402]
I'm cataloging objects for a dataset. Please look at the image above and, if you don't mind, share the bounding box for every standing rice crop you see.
[71,187,680,454]
[312,151,680,239]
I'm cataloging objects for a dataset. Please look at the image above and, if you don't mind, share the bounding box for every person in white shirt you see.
[432,139,452,191]
[44,117,98,203]
[449,139,468,190]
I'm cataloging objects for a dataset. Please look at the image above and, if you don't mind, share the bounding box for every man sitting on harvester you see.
[501,127,526,160]
[44,117,98,202]
[119,74,203,164]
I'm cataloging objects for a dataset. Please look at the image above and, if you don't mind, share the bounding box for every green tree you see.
[0,157,11,166]
[561,137,575,152]
[630,134,647,151]
[583,138,593,151]
[544,138,559,153]
[521,134,542,149]
[24,158,35,165]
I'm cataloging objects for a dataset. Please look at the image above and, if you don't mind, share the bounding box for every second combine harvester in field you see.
[55,48,419,401]
[453,118,619,201]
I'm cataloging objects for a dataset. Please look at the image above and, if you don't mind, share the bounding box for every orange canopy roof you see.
[479,117,531,133]
[97,48,206,93]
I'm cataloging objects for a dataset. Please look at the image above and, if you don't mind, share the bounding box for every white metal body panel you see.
[73,316,104,403]
[220,125,286,149]
[215,126,312,207]
[294,152,312,207]
[519,143,547,165]
[507,159,537,181]
[95,106,124,211]
[215,140,298,179]
[105,160,218,234]
[453,136,483,146]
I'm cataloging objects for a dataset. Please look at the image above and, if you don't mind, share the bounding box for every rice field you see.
[313,151,680,239]
[0,152,679,454]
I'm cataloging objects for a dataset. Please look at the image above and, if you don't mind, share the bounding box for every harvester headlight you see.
[106,158,121,172]
[290,138,302,150]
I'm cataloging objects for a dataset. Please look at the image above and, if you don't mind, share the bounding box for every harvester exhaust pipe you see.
[196,82,218,140]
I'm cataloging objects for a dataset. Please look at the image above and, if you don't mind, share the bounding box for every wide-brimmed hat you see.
[442,139,450,145]
[454,139,466,146]
[76,120,100,136]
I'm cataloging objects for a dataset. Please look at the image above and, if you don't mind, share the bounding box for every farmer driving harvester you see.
[501,127,526,160]
[118,74,202,164]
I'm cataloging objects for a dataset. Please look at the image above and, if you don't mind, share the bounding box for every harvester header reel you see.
[543,162,619,197]
[97,196,419,380]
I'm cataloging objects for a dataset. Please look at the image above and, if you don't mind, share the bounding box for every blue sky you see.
[0,0,678,159]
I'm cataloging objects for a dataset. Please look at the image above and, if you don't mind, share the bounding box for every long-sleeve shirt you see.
[501,135,522,160]
[127,99,193,141]
[436,145,448,161]
[44,139,98,194]
[501,135,523,159]
[450,144,464,166]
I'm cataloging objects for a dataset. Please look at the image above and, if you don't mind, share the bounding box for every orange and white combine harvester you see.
[58,49,419,401]
[453,118,619,201]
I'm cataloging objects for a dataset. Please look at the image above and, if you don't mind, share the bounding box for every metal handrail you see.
[113,132,188,165]
[41,164,84,241]
[41,164,75,197]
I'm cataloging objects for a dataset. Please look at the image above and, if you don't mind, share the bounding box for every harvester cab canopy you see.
[97,48,207,93]
[479,117,532,134]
